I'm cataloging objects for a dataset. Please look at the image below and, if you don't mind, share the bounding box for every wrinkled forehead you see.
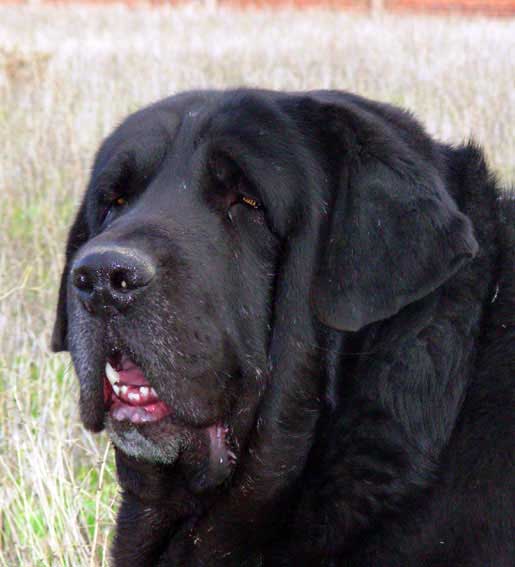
[91,93,213,186]
[89,89,294,192]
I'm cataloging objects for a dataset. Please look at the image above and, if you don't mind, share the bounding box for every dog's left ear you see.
[308,97,478,332]
[51,203,88,352]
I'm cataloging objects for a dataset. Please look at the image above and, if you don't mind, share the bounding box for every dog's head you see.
[52,89,477,491]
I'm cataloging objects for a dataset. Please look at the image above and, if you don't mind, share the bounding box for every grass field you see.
[0,5,513,565]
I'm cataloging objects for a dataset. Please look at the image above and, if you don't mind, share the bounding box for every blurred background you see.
[0,1,513,565]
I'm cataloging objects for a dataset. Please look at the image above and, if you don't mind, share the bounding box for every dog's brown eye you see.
[109,195,129,213]
[227,194,261,223]
[240,195,260,209]
[114,196,128,207]
[101,195,129,226]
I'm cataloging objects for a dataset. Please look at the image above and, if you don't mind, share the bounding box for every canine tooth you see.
[150,388,158,397]
[105,362,119,386]
[121,385,128,395]
[113,384,120,396]
[128,392,140,402]
[140,386,149,397]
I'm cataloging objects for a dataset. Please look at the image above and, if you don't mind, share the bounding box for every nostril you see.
[110,261,154,292]
[110,268,133,292]
[72,267,94,292]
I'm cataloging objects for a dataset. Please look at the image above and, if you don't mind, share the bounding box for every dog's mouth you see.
[104,353,173,424]
[100,351,236,490]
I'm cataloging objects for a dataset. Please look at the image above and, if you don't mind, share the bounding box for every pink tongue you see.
[118,356,151,386]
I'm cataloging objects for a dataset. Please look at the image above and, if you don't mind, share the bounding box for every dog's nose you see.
[71,246,156,313]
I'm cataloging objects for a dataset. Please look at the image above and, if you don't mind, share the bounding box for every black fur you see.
[52,89,514,566]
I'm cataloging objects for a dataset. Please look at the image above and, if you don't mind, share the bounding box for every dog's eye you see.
[227,194,262,222]
[113,196,128,208]
[108,195,130,216]
[101,195,129,226]
[240,196,260,209]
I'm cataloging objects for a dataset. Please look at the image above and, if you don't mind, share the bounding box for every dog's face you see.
[53,89,478,492]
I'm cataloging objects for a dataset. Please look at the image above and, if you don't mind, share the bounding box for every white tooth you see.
[128,392,140,402]
[105,362,119,386]
[113,384,120,396]
[121,385,128,395]
[150,388,158,398]
[140,386,149,398]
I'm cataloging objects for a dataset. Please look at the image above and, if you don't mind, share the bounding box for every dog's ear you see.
[51,203,88,352]
[304,95,479,332]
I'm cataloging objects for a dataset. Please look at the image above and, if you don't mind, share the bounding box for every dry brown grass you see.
[0,5,513,565]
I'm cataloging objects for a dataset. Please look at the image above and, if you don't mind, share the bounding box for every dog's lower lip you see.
[109,397,172,423]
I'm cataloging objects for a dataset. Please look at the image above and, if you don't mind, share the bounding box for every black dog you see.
[52,89,514,566]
